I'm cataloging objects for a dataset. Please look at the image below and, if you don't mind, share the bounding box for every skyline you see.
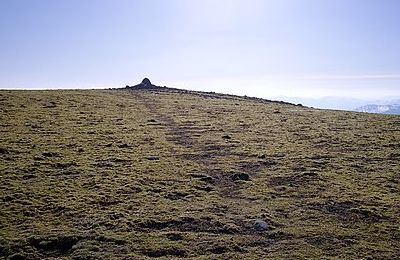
[1,0,400,100]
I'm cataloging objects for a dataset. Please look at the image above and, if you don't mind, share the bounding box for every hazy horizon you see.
[1,0,400,104]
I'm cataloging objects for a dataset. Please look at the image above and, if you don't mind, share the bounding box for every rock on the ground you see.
[254,219,268,231]
[145,156,160,161]
[232,173,250,181]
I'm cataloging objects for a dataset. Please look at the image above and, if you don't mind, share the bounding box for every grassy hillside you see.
[1,88,399,259]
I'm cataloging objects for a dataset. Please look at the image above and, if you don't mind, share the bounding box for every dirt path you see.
[130,90,249,198]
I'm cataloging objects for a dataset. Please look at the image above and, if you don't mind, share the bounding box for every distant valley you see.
[277,96,400,115]
[354,103,400,115]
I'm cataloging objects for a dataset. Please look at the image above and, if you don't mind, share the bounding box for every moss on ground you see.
[0,89,399,259]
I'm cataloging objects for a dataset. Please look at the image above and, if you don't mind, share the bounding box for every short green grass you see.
[1,89,399,259]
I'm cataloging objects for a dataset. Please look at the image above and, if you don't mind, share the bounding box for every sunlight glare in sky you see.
[177,0,270,32]
[0,0,399,102]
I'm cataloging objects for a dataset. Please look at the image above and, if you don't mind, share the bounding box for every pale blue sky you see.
[1,0,399,99]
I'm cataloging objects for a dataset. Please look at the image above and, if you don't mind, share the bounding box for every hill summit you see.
[126,78,160,89]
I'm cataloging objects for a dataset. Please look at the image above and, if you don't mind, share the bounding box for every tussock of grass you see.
[0,89,399,259]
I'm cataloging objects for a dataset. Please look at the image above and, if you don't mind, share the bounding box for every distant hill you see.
[355,103,400,115]
[276,96,400,113]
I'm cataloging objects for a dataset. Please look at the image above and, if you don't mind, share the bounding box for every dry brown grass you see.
[1,88,399,259]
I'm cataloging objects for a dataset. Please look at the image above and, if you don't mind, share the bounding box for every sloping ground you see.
[0,89,399,259]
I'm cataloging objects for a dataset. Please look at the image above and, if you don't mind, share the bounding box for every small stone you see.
[145,156,159,161]
[301,172,318,177]
[188,173,215,183]
[42,151,58,157]
[254,219,268,232]
[117,143,130,148]
[232,173,250,181]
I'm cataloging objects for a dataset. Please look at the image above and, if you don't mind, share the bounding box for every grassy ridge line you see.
[120,85,305,107]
